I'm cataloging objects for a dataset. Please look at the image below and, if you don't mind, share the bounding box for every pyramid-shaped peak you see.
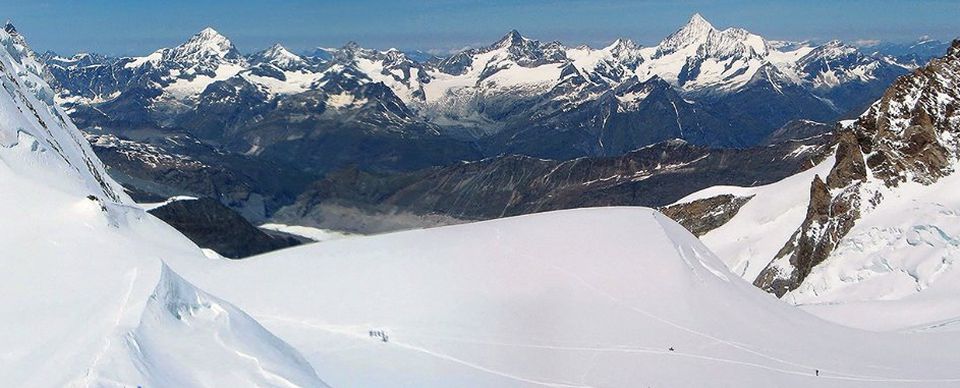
[657,13,719,54]
[676,13,717,37]
[257,43,300,59]
[184,27,233,47]
[196,27,226,39]
[608,38,640,50]
[184,27,234,48]
[494,29,528,48]
[687,13,714,29]
[166,27,241,63]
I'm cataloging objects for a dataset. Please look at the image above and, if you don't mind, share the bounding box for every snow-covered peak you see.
[604,37,644,68]
[655,13,770,61]
[165,27,243,64]
[688,12,714,30]
[606,37,640,52]
[250,43,307,70]
[657,13,718,55]
[493,29,528,49]
[806,40,859,60]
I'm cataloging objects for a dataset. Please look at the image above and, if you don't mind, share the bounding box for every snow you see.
[164,63,245,99]
[326,92,366,108]
[138,195,198,211]
[481,62,563,88]
[89,264,329,387]
[242,70,321,96]
[259,223,357,242]
[354,57,423,104]
[124,50,163,69]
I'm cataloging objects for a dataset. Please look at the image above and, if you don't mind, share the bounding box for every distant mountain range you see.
[30,14,953,218]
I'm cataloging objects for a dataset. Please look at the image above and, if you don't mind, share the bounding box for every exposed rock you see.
[762,119,834,145]
[149,198,301,259]
[660,194,754,236]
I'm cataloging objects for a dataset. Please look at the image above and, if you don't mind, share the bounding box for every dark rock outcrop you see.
[149,198,301,259]
[660,194,754,236]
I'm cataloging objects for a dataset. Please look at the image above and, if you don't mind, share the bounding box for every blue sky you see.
[1,0,957,56]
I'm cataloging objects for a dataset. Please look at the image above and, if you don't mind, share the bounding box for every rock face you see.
[87,132,317,221]
[660,194,754,236]
[762,119,834,145]
[275,137,832,233]
[148,198,301,258]
[753,40,960,296]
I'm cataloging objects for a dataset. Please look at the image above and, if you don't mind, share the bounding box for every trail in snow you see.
[264,315,960,385]
[260,317,589,388]
[399,333,960,383]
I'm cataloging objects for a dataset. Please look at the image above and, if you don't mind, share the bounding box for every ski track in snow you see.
[535,243,960,384]
[259,317,590,388]
[263,313,960,385]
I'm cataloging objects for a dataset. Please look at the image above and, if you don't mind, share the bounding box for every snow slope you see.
[0,24,326,387]
[166,207,960,387]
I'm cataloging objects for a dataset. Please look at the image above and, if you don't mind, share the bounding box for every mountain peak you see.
[494,29,527,48]
[254,43,302,63]
[607,38,640,51]
[192,27,231,45]
[687,13,714,30]
[167,27,242,64]
[658,13,718,54]
[342,41,362,51]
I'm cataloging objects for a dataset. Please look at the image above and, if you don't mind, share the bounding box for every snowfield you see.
[170,207,960,387]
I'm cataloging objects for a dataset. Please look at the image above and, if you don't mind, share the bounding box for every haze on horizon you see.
[1,0,957,56]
